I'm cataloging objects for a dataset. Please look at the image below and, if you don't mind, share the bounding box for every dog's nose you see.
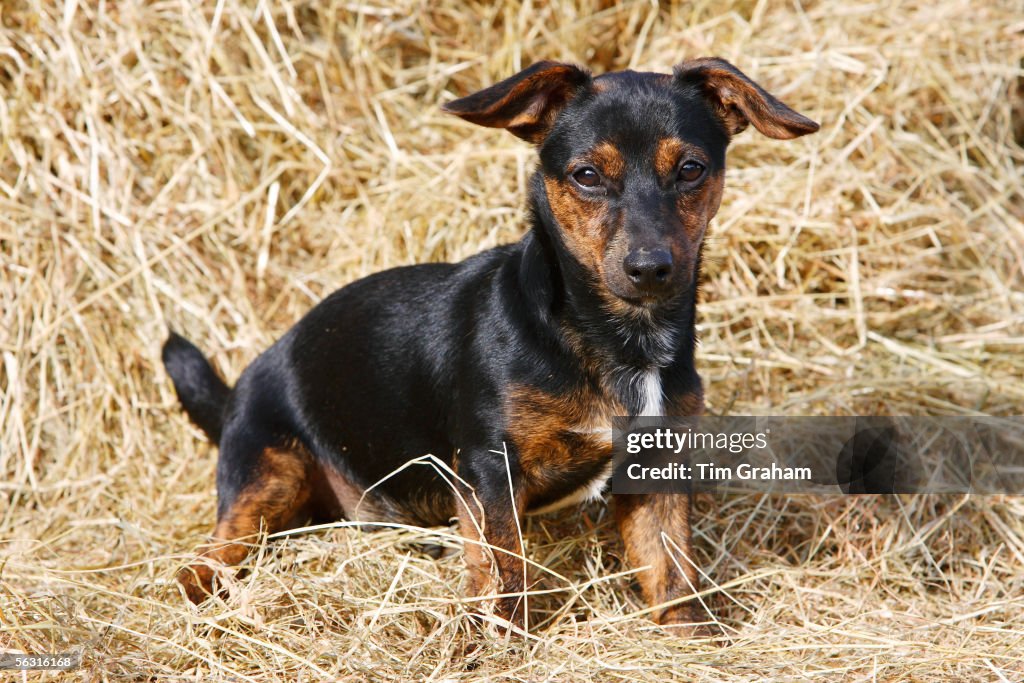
[623,248,673,292]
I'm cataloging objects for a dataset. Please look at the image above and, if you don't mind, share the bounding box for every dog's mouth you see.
[610,288,688,314]
[599,270,689,313]
[603,269,691,311]
[619,294,663,308]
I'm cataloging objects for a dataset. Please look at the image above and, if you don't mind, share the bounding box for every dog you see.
[164,58,818,633]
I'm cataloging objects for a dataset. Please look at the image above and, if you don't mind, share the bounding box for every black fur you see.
[162,332,230,442]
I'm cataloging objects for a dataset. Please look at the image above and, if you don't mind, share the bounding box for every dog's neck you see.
[520,172,700,380]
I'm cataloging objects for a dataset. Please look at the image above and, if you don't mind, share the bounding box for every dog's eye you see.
[677,160,705,184]
[571,167,602,188]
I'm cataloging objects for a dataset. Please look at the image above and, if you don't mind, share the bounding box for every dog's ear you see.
[674,58,819,139]
[442,61,592,143]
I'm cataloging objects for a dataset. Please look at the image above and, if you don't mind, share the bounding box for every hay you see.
[2,0,1023,679]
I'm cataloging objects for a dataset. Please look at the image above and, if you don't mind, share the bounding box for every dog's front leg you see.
[613,492,710,633]
[454,456,529,632]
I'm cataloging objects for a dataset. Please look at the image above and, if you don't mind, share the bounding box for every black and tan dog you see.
[164,58,818,632]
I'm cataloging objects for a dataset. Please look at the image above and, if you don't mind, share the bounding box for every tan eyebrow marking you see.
[655,138,685,177]
[590,141,625,182]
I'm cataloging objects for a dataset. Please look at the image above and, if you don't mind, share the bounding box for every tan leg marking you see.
[178,446,313,604]
[456,487,528,630]
[615,492,707,629]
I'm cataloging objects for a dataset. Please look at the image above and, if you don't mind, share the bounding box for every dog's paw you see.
[176,562,218,605]
[656,605,723,642]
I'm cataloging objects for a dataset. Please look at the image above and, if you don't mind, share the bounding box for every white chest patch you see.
[639,368,664,417]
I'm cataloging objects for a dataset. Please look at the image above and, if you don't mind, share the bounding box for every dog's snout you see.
[623,248,673,292]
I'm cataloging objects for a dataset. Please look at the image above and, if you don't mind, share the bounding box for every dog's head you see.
[444,59,818,311]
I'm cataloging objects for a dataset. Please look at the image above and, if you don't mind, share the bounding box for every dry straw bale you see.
[1,0,1023,680]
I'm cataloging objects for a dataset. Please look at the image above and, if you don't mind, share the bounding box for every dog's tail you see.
[162,332,231,443]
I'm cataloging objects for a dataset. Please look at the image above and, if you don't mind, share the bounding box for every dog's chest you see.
[507,369,664,512]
